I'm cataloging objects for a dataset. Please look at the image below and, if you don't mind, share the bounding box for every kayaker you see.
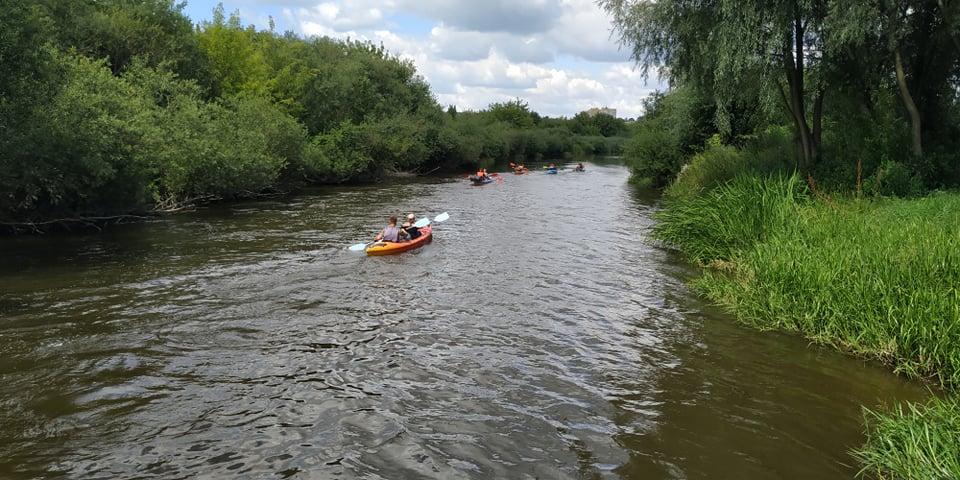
[476,168,487,180]
[575,162,585,172]
[374,215,409,243]
[402,213,421,240]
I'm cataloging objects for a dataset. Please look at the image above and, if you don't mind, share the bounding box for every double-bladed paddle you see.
[348,212,450,251]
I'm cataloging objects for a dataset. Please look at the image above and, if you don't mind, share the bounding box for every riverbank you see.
[2,2,632,229]
[651,173,960,477]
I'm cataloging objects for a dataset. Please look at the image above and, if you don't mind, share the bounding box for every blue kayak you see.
[546,168,558,174]
[469,175,493,185]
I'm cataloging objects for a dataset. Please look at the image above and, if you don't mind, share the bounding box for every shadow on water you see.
[0,161,928,479]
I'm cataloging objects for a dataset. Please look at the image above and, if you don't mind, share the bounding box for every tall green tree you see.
[829,0,960,158]
[600,0,829,171]
[196,4,270,96]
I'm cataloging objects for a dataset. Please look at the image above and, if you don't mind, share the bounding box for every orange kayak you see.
[365,226,433,256]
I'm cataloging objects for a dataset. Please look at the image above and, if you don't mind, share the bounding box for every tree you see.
[600,0,829,171]
[829,0,960,158]
[487,99,536,128]
[196,4,270,96]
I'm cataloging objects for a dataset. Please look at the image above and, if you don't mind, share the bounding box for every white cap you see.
[407,213,415,220]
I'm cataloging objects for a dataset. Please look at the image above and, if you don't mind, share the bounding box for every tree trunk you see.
[782,17,815,172]
[812,88,824,162]
[894,48,923,157]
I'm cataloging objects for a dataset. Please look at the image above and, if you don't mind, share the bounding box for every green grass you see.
[857,396,960,479]
[653,175,960,477]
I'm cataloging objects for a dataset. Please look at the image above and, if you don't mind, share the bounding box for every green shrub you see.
[666,129,793,201]
[866,160,925,198]
[1,54,155,221]
[623,125,686,185]
[303,122,376,182]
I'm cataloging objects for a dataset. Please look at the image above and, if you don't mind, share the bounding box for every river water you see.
[0,162,926,479]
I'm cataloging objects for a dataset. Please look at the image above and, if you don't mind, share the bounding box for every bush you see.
[666,129,793,201]
[865,160,924,198]
[303,122,376,182]
[623,125,687,187]
[1,54,155,221]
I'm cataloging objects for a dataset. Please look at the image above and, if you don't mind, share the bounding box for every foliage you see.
[603,0,960,186]
[0,0,635,224]
[487,99,537,128]
[196,4,269,96]
[622,86,717,186]
[1,53,155,221]
[666,128,794,201]
[857,396,960,480]
[303,122,376,182]
[571,112,627,137]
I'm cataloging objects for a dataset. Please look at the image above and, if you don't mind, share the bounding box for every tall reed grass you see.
[653,174,960,477]
[857,397,960,479]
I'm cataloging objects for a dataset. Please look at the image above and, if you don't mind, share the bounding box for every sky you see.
[180,0,666,118]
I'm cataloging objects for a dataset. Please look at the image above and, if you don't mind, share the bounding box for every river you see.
[0,162,926,479]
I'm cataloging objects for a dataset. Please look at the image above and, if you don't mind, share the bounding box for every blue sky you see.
[180,0,664,118]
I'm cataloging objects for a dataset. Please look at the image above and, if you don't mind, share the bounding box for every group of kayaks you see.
[349,162,586,256]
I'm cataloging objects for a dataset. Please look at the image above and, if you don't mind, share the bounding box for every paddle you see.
[349,240,376,252]
[348,212,449,251]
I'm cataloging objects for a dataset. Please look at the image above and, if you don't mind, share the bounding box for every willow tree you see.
[829,0,960,158]
[600,0,830,171]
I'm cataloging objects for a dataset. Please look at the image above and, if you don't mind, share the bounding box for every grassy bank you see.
[652,174,960,478]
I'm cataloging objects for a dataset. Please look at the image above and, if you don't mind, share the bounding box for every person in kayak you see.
[574,162,585,172]
[374,215,409,243]
[402,213,421,240]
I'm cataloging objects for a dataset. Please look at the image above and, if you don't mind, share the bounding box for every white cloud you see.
[273,0,659,117]
[399,0,563,34]
[295,0,390,31]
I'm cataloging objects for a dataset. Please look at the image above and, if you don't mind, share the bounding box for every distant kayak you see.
[546,168,558,174]
[469,175,494,185]
[365,226,433,256]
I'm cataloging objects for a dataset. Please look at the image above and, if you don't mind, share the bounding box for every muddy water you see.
[0,162,926,479]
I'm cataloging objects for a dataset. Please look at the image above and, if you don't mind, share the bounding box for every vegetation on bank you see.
[0,1,630,227]
[857,396,960,479]
[601,0,960,476]
[651,147,960,480]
